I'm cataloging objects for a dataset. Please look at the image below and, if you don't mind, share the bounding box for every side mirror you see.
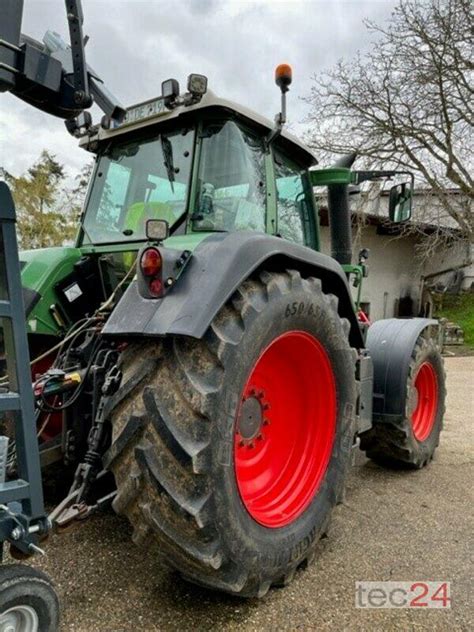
[388,182,412,223]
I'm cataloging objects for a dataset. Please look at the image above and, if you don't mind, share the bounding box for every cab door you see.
[273,149,318,250]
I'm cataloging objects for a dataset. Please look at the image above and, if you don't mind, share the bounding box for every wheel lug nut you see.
[257,433,264,441]
[263,419,270,426]
[247,442,255,449]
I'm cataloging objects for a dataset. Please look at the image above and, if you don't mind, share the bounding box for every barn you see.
[318,188,473,321]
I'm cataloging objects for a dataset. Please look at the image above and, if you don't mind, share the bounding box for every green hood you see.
[20,247,82,336]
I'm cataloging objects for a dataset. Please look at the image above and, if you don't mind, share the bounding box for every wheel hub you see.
[0,605,39,632]
[237,395,262,441]
[236,390,269,447]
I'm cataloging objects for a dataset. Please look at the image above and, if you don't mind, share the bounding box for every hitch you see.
[50,354,122,530]
[48,473,116,530]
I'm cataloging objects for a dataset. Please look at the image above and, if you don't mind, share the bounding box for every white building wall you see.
[319,225,422,321]
[315,188,472,319]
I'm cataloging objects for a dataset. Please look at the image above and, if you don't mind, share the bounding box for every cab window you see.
[81,127,194,245]
[193,120,266,233]
[274,151,315,247]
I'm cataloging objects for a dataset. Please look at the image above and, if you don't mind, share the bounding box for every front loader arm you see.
[0,0,125,125]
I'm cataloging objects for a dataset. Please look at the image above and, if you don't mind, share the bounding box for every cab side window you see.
[274,151,315,247]
[194,120,266,233]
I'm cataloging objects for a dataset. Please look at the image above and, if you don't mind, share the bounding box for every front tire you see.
[360,336,446,468]
[107,270,357,597]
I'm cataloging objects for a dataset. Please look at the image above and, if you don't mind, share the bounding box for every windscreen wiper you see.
[160,135,175,194]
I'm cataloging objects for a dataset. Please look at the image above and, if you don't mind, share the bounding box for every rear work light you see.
[140,247,163,297]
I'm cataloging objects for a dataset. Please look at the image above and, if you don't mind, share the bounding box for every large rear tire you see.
[106,270,357,597]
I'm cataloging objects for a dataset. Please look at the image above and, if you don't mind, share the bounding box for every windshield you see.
[81,126,194,245]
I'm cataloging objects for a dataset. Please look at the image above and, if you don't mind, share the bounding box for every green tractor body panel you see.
[20,233,211,338]
[20,247,83,336]
[310,168,352,186]
[78,232,210,257]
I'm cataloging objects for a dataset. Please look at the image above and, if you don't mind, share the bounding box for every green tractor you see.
[1,0,445,600]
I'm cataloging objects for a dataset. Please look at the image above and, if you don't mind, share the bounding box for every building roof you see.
[317,187,470,233]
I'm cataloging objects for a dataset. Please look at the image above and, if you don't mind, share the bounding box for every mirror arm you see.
[352,170,414,187]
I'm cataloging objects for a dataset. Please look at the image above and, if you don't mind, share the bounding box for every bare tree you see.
[305,0,473,239]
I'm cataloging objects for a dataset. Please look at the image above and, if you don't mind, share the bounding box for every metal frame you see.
[0,182,47,549]
[1,0,124,123]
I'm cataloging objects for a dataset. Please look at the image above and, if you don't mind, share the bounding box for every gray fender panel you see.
[366,317,438,418]
[103,231,364,347]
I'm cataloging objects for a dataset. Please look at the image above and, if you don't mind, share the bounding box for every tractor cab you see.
[78,82,319,253]
[18,73,323,343]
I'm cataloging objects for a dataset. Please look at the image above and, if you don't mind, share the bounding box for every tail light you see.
[139,247,163,297]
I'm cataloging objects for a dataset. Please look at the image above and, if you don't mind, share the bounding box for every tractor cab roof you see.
[80,90,318,167]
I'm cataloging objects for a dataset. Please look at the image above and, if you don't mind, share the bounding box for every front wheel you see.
[0,565,59,632]
[107,270,357,597]
[360,336,446,468]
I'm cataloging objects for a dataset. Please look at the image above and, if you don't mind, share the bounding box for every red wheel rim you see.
[234,331,336,528]
[411,361,438,442]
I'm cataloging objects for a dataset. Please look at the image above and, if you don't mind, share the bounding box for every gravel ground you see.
[19,356,474,631]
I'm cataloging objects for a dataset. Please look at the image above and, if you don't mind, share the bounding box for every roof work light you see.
[187,74,208,97]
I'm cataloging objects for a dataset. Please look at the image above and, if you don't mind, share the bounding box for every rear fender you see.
[103,231,364,348]
[366,318,439,420]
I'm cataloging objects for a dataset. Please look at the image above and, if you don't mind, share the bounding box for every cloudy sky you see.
[0,0,397,177]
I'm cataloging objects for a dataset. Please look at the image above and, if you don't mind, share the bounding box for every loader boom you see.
[0,0,125,124]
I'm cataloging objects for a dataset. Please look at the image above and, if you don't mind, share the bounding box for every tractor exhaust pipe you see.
[327,153,357,266]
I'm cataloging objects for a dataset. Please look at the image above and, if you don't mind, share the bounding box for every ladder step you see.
[0,300,12,319]
[0,392,21,411]
[0,479,30,504]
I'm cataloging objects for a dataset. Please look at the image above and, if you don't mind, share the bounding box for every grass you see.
[435,292,474,348]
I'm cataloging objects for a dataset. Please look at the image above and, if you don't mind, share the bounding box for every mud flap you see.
[366,318,439,422]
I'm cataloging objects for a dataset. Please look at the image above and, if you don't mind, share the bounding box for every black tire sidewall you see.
[0,566,59,632]
[208,282,356,573]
